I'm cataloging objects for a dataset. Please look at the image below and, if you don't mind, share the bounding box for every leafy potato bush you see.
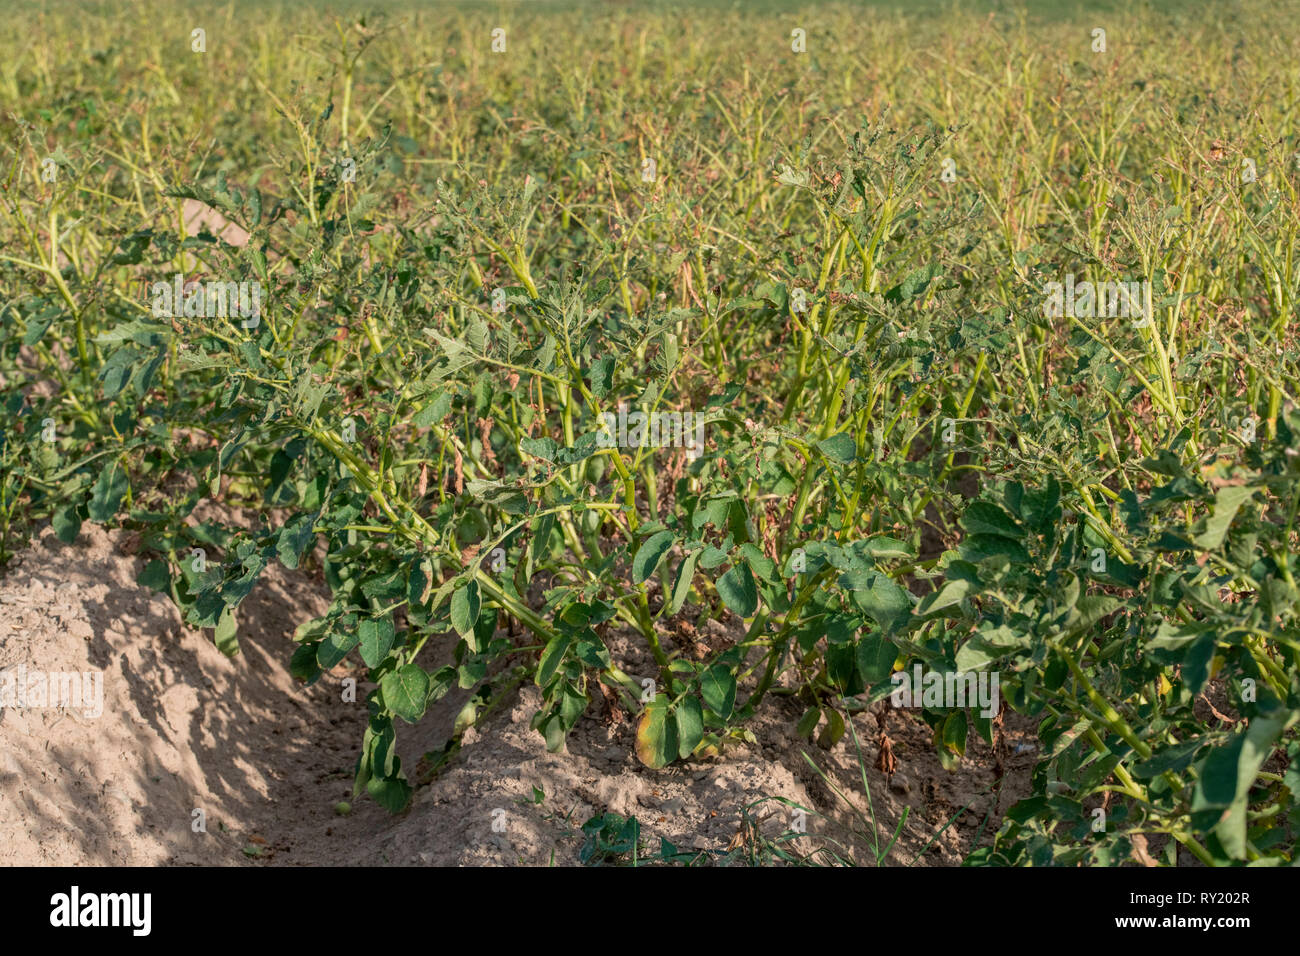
[2,0,1298,864]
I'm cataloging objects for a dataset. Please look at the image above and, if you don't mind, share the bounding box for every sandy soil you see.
[0,521,1037,866]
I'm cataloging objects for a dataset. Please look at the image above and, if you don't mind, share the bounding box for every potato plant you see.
[1,0,1298,864]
